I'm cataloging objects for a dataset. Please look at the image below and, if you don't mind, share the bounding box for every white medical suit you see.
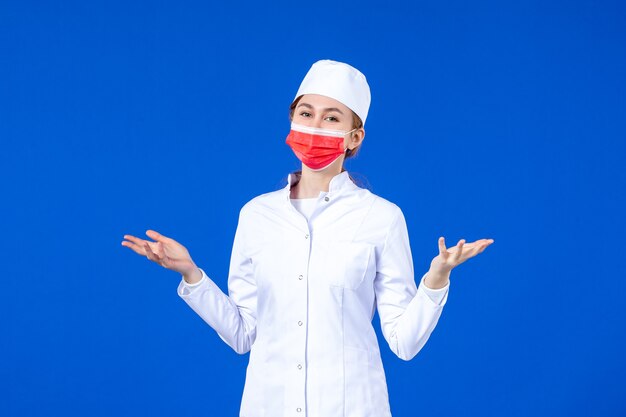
[178,170,449,417]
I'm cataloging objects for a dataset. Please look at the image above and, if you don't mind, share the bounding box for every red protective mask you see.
[286,123,357,171]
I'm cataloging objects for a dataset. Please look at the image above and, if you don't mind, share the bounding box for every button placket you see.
[292,227,310,417]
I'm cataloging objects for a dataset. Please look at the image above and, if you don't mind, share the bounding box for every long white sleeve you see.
[374,208,448,361]
[177,207,257,354]
[419,274,449,306]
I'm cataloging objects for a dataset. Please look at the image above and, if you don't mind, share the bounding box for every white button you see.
[298,275,303,280]
[298,321,303,326]
[304,234,309,239]
[297,364,302,369]
[297,408,302,412]
[324,196,329,202]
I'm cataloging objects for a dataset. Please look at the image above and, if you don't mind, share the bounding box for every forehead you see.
[297,94,351,113]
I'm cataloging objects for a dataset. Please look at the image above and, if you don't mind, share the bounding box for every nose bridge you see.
[313,111,324,128]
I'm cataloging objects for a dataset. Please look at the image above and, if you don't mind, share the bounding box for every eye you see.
[299,111,312,117]
[325,116,339,122]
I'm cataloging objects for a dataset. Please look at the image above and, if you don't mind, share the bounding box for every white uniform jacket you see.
[177,170,449,417]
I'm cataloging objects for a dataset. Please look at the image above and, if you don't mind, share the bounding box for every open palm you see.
[431,236,494,273]
[121,229,197,276]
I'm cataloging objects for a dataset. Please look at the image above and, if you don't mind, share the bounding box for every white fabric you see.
[290,198,318,222]
[290,192,326,222]
[177,170,449,417]
[294,60,371,125]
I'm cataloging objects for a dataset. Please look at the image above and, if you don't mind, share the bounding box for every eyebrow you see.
[296,102,345,115]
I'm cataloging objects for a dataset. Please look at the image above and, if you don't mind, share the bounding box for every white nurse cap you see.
[293,59,371,125]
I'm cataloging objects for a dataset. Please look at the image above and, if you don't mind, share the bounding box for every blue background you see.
[2,1,625,416]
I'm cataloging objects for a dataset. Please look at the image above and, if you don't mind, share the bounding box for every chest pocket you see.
[324,241,375,290]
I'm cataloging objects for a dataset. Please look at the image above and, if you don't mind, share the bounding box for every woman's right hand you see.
[121,230,202,284]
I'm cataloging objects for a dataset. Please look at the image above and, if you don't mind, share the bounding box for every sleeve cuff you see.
[418,272,449,306]
[183,268,207,287]
[177,268,211,296]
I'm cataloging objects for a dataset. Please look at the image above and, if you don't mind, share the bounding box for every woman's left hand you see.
[425,237,494,289]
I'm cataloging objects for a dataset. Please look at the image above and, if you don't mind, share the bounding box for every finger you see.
[454,239,465,262]
[123,234,148,246]
[146,229,171,244]
[458,241,478,249]
[121,240,148,256]
[122,235,148,255]
[155,241,167,259]
[438,237,447,256]
[151,247,178,270]
[152,243,165,261]
[478,240,493,253]
[465,239,492,247]
[144,242,160,261]
[468,245,482,258]
[144,242,152,257]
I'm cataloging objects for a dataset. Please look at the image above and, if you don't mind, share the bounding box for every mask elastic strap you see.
[345,128,358,153]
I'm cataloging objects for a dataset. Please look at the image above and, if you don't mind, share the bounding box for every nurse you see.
[122,59,494,417]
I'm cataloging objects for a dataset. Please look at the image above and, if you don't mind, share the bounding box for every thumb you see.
[437,236,447,256]
[146,229,169,243]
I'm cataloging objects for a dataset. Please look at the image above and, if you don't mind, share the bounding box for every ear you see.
[349,128,365,150]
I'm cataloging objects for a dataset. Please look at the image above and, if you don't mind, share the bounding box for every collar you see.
[283,170,357,201]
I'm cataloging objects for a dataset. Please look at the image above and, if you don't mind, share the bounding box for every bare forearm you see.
[183,267,202,284]
[424,267,451,289]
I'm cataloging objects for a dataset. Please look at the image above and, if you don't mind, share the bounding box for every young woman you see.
[122,59,494,417]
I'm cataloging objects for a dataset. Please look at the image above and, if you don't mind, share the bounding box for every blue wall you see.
[1,1,625,416]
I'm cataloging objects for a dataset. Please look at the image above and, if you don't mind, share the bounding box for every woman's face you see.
[292,94,365,153]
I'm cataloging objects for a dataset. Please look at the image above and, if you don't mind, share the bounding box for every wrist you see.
[183,267,202,285]
[424,268,450,289]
